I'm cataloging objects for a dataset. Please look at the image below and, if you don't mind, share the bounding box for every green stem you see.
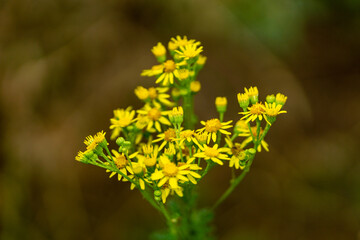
[255,123,271,150]
[158,202,178,238]
[175,124,184,162]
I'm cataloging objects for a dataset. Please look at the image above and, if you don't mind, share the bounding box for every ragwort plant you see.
[75,36,288,240]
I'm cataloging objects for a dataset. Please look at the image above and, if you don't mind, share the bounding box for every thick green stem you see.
[183,93,195,129]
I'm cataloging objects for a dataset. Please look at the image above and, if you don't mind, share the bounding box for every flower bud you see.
[151,42,166,63]
[266,94,275,103]
[275,93,287,106]
[237,93,249,109]
[134,86,149,100]
[169,107,184,125]
[215,97,227,113]
[244,87,259,104]
[171,88,181,101]
[116,137,125,146]
[190,81,201,93]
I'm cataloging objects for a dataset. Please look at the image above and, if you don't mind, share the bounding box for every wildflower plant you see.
[75,36,288,239]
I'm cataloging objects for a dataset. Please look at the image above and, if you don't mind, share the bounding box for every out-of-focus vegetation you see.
[1,0,359,239]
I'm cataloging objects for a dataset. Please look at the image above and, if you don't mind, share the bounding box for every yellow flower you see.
[106,150,138,181]
[141,60,186,86]
[190,81,201,92]
[152,128,177,151]
[84,131,106,151]
[160,184,184,203]
[75,149,94,162]
[196,55,207,65]
[135,86,174,107]
[134,86,149,100]
[239,126,270,152]
[244,86,259,104]
[175,44,203,60]
[177,158,202,184]
[151,156,190,189]
[179,130,197,145]
[262,102,287,125]
[194,144,230,165]
[237,93,249,109]
[141,64,163,77]
[239,102,266,123]
[215,97,227,113]
[151,42,166,57]
[110,107,136,139]
[177,69,190,80]
[168,106,184,124]
[137,104,171,132]
[138,145,159,168]
[197,118,232,144]
[169,35,201,49]
[225,138,246,170]
[275,93,287,106]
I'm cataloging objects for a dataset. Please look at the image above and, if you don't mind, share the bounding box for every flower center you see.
[249,103,265,115]
[164,60,176,73]
[204,147,219,158]
[163,163,178,177]
[148,87,158,99]
[205,119,222,132]
[164,128,176,142]
[181,130,194,139]
[114,155,127,169]
[148,108,161,121]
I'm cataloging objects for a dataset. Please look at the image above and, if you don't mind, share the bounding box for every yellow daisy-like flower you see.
[197,118,233,144]
[225,138,246,170]
[262,102,287,125]
[135,86,174,107]
[239,102,266,123]
[177,158,202,184]
[110,107,136,139]
[137,104,171,132]
[141,60,186,86]
[151,156,190,189]
[175,44,203,60]
[240,126,269,152]
[106,150,138,181]
[160,183,184,203]
[169,35,201,49]
[194,144,230,165]
[84,131,106,151]
[152,128,177,151]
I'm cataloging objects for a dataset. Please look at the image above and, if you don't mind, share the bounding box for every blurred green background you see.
[1,0,360,239]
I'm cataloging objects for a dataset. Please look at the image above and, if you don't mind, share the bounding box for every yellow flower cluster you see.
[75,36,288,206]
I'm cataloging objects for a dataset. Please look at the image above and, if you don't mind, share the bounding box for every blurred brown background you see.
[1,0,360,239]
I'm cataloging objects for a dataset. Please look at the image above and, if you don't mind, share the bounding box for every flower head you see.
[197,118,232,144]
[110,108,136,139]
[137,104,171,132]
[153,128,177,151]
[194,144,230,165]
[175,44,203,61]
[262,102,287,125]
[240,102,266,123]
[169,35,201,49]
[151,156,190,189]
